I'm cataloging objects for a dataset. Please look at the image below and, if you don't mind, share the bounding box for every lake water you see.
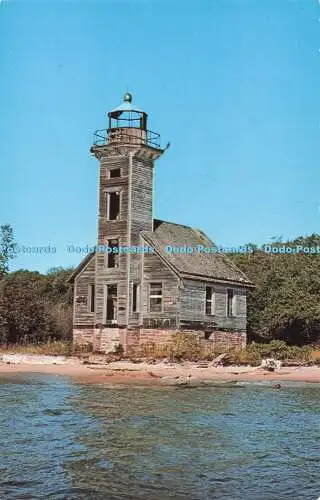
[0,374,319,500]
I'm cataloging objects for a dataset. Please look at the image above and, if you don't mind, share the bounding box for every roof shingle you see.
[142,219,253,286]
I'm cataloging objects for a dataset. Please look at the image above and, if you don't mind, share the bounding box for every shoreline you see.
[0,359,319,385]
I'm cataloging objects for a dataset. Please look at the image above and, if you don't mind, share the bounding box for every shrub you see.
[222,347,262,366]
[168,333,202,361]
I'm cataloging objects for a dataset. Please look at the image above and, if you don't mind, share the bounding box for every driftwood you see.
[261,358,281,372]
[210,353,227,367]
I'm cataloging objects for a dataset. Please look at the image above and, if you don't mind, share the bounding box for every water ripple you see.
[0,374,319,499]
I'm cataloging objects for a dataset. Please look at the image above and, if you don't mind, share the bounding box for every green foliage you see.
[229,235,320,345]
[43,267,74,305]
[236,341,312,363]
[0,268,74,345]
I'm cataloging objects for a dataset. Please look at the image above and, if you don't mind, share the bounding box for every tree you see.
[230,236,320,345]
[0,267,75,345]
[0,270,53,344]
[43,267,74,305]
[0,224,16,275]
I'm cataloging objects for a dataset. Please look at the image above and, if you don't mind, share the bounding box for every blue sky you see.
[1,0,319,273]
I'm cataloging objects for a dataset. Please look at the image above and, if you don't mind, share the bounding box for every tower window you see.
[88,284,95,313]
[227,289,235,317]
[109,168,121,178]
[132,283,140,313]
[205,286,215,315]
[105,191,120,220]
[149,282,163,312]
[106,239,119,268]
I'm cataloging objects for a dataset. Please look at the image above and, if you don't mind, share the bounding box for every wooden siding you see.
[98,156,129,245]
[88,151,158,327]
[141,250,179,327]
[130,157,153,238]
[74,255,95,326]
[179,279,247,332]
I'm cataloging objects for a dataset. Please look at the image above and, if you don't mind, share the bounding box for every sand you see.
[0,358,319,385]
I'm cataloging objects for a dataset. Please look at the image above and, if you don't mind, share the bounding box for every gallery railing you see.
[93,127,161,149]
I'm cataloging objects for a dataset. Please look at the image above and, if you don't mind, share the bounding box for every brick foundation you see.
[73,327,246,354]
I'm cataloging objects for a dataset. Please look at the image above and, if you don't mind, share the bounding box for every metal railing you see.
[93,127,161,149]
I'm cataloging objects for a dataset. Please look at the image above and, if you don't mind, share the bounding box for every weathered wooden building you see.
[69,93,253,353]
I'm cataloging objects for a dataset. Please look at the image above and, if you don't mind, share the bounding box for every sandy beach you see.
[0,357,319,385]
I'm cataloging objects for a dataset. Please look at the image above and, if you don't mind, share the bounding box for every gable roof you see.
[141,219,253,287]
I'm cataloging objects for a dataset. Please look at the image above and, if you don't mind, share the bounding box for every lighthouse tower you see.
[90,93,165,329]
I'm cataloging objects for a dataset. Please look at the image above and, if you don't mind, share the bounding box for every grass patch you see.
[0,339,73,356]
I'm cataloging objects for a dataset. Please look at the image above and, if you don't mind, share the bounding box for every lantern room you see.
[92,93,161,149]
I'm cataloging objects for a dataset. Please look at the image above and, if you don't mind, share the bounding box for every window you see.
[88,284,95,313]
[149,282,163,312]
[106,284,117,322]
[227,289,235,317]
[205,286,215,315]
[132,283,139,313]
[109,168,121,178]
[106,239,119,268]
[105,191,120,220]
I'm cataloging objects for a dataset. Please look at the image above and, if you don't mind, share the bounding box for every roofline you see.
[153,218,193,230]
[180,271,255,288]
[67,252,95,283]
[140,232,181,279]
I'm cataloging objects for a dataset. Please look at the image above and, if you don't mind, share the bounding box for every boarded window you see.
[132,283,139,313]
[107,239,119,268]
[106,284,117,322]
[88,284,95,313]
[109,168,121,178]
[105,191,120,220]
[227,289,234,316]
[205,286,215,315]
[149,282,163,312]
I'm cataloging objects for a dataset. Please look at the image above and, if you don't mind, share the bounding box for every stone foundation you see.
[73,327,246,354]
[209,330,246,349]
[73,328,95,349]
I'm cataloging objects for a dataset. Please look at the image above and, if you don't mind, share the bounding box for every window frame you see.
[205,286,215,316]
[107,167,121,179]
[88,283,95,313]
[104,189,121,221]
[148,282,163,313]
[104,283,118,323]
[106,238,119,268]
[226,288,236,317]
[131,283,140,313]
